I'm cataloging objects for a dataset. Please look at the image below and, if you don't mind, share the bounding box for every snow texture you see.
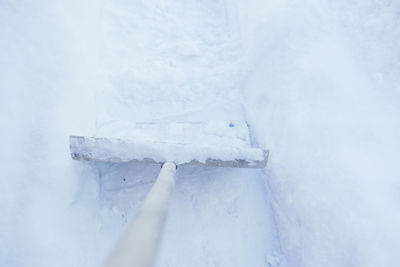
[70,121,267,166]
[1,0,400,267]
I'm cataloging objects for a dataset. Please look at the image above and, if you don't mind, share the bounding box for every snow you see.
[70,121,267,166]
[235,1,400,266]
[1,0,400,267]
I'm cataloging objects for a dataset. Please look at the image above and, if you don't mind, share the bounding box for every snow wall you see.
[0,1,104,266]
[229,0,400,266]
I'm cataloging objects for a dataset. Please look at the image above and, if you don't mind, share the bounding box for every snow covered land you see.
[1,0,400,266]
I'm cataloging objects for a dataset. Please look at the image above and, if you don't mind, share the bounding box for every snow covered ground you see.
[236,1,400,266]
[1,0,400,266]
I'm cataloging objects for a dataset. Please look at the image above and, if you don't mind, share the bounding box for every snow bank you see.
[0,1,107,266]
[232,0,400,266]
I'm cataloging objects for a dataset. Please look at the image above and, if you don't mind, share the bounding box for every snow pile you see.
[233,0,400,266]
[0,1,105,266]
[71,121,266,165]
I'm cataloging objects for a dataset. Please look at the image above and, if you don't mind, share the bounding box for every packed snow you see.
[70,121,267,166]
[1,0,400,267]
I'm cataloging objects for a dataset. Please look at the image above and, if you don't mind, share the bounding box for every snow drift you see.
[233,0,400,266]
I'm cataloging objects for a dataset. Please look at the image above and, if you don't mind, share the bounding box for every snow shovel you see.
[69,121,268,267]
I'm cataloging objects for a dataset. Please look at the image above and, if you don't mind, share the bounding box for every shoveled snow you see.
[70,121,267,165]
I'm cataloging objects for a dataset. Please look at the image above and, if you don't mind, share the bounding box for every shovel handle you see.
[104,162,177,267]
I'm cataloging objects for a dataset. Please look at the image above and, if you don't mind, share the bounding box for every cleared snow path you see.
[86,1,280,267]
[96,0,246,125]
